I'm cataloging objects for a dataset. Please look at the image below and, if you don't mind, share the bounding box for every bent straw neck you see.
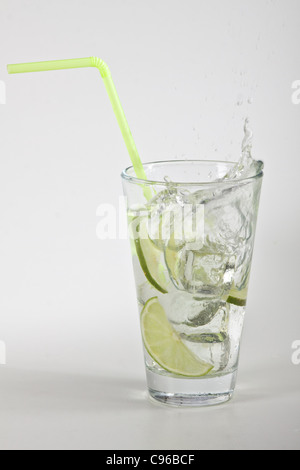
[7,56,151,199]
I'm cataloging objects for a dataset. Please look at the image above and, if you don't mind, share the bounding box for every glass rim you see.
[121,159,264,187]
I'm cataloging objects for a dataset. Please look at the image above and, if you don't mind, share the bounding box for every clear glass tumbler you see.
[122,160,263,406]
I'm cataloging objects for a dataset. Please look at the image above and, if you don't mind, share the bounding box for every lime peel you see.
[227,284,248,307]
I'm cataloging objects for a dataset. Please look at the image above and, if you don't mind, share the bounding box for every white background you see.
[0,0,299,450]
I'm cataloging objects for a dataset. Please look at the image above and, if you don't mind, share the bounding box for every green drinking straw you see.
[7,57,152,200]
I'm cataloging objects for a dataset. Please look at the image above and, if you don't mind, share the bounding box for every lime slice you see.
[165,244,181,287]
[141,297,213,377]
[164,232,184,289]
[133,218,168,294]
[227,285,248,307]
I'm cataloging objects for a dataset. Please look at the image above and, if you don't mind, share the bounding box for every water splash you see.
[223,118,263,180]
[242,118,253,153]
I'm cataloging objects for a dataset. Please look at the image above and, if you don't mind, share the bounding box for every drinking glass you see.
[122,160,263,406]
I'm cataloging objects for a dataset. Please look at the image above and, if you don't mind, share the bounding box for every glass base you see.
[147,369,237,407]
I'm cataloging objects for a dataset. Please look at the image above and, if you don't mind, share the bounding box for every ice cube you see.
[185,299,226,327]
[174,246,235,297]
